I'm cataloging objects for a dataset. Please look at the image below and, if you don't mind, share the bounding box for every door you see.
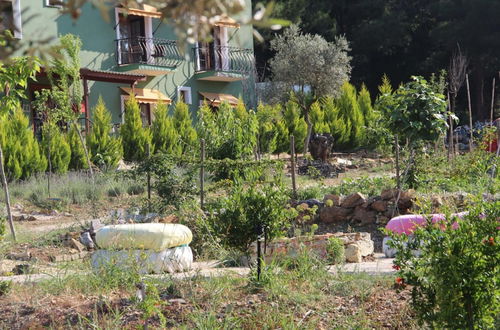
[118,14,146,64]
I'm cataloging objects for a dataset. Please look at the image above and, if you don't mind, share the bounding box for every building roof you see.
[80,68,147,84]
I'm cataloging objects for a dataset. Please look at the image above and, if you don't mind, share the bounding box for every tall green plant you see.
[152,101,180,155]
[283,100,307,152]
[273,117,289,155]
[310,101,329,134]
[256,103,281,155]
[41,123,71,174]
[68,125,88,170]
[336,82,365,149]
[87,97,122,169]
[172,101,197,155]
[121,95,152,162]
[322,97,349,146]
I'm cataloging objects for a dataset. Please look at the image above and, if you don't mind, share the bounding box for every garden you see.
[0,28,499,330]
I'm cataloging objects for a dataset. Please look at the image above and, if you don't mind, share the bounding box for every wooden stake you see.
[395,135,401,190]
[290,135,297,199]
[0,145,16,241]
[447,92,453,160]
[146,143,151,212]
[74,121,94,183]
[200,139,205,210]
[490,77,496,123]
[466,73,473,151]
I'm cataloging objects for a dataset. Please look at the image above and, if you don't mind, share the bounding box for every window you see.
[115,8,153,65]
[45,0,63,8]
[177,86,192,104]
[0,0,21,39]
[120,95,154,127]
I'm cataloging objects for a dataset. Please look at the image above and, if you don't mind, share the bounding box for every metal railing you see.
[116,37,183,67]
[193,44,254,74]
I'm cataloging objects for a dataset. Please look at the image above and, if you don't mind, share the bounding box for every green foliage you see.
[283,100,307,151]
[197,102,257,160]
[0,280,11,296]
[310,101,329,134]
[389,201,500,329]
[172,101,197,155]
[322,97,349,147]
[151,101,180,155]
[387,76,448,143]
[273,117,289,155]
[335,82,365,149]
[207,180,295,252]
[0,109,46,180]
[68,124,88,171]
[0,217,5,241]
[87,96,122,169]
[121,95,152,162]
[326,237,345,265]
[41,123,71,174]
[0,57,40,113]
[256,103,281,155]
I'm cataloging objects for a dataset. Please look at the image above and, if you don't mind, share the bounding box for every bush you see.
[256,103,280,155]
[127,184,145,196]
[151,101,180,155]
[283,100,307,152]
[121,95,152,162]
[0,280,12,296]
[326,237,345,265]
[207,180,295,252]
[41,122,71,174]
[0,109,47,180]
[172,101,197,155]
[389,201,500,329]
[87,96,123,169]
[310,101,329,134]
[68,124,88,170]
[0,217,5,241]
[107,186,123,197]
[335,82,365,149]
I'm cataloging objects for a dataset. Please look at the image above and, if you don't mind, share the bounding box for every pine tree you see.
[152,101,180,155]
[310,101,330,134]
[322,97,349,146]
[273,118,289,155]
[87,97,123,169]
[121,95,152,161]
[256,103,280,155]
[336,82,365,148]
[283,100,307,152]
[42,123,71,174]
[358,84,375,123]
[68,124,88,170]
[0,109,47,180]
[172,101,197,155]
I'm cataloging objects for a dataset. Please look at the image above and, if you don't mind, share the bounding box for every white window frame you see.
[2,0,22,39]
[177,86,192,104]
[45,0,63,8]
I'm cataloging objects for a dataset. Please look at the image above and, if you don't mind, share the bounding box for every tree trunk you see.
[0,144,16,241]
[303,111,312,156]
[73,121,94,183]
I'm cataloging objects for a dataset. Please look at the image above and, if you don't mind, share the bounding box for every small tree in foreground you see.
[152,101,180,156]
[68,125,88,171]
[172,101,197,155]
[388,200,500,329]
[121,95,152,162]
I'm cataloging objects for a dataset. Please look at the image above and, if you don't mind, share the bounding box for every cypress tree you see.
[310,101,330,134]
[273,118,289,155]
[172,101,197,155]
[68,124,88,170]
[256,103,280,155]
[323,97,349,146]
[336,82,365,148]
[42,123,71,174]
[152,101,180,155]
[358,83,374,123]
[87,96,123,169]
[121,95,152,161]
[283,100,307,152]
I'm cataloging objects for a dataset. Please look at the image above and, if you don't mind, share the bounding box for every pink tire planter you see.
[382,212,468,258]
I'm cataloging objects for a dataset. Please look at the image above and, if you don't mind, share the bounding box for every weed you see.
[326,237,345,265]
[0,280,12,296]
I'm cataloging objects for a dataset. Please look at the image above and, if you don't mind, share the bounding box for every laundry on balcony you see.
[120,87,171,104]
[199,92,239,107]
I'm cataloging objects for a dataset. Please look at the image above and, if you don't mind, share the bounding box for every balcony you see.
[193,44,254,82]
[115,37,182,76]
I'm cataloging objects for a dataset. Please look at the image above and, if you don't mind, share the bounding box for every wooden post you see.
[455,132,459,156]
[395,135,401,191]
[447,92,453,160]
[200,139,205,210]
[466,73,473,152]
[290,135,297,199]
[74,122,94,184]
[0,145,16,241]
[490,77,496,124]
[146,143,151,212]
[83,78,90,134]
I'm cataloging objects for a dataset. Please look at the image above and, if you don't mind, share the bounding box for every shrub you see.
[0,217,5,241]
[87,96,123,169]
[68,124,88,170]
[0,109,47,180]
[107,186,123,198]
[172,101,197,155]
[151,101,180,155]
[207,180,295,252]
[389,201,500,329]
[326,237,345,265]
[273,117,289,155]
[121,95,152,162]
[256,103,280,155]
[335,82,365,149]
[283,100,307,152]
[41,122,71,174]
[310,101,329,134]
[127,184,145,196]
[0,281,11,296]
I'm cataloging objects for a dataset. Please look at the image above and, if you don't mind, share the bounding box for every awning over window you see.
[213,14,240,28]
[123,4,162,19]
[120,87,171,104]
[200,92,239,106]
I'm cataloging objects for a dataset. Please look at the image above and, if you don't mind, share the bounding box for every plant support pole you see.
[200,139,205,210]
[0,145,16,241]
[490,77,496,124]
[466,74,473,152]
[395,135,401,191]
[146,143,151,212]
[290,135,297,199]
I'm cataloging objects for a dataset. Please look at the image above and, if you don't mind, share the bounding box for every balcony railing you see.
[193,44,254,74]
[116,37,182,67]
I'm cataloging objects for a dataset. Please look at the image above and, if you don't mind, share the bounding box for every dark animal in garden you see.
[309,133,334,162]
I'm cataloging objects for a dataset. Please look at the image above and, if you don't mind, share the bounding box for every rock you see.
[431,196,443,208]
[352,206,377,225]
[297,199,324,208]
[90,219,103,234]
[345,244,362,263]
[341,192,366,208]
[7,251,31,261]
[400,189,416,202]
[80,232,95,249]
[319,206,352,223]
[352,236,374,256]
[69,238,86,253]
[381,189,397,200]
[13,264,30,275]
[371,200,388,212]
[158,215,179,223]
[323,194,341,206]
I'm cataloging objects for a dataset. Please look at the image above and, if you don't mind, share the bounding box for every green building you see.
[3,0,255,131]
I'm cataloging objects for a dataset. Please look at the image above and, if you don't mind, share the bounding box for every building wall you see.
[16,0,255,124]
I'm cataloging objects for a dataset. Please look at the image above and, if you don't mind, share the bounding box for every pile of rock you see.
[250,232,374,263]
[319,189,416,226]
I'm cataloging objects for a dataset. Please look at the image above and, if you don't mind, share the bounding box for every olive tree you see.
[269,25,351,154]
